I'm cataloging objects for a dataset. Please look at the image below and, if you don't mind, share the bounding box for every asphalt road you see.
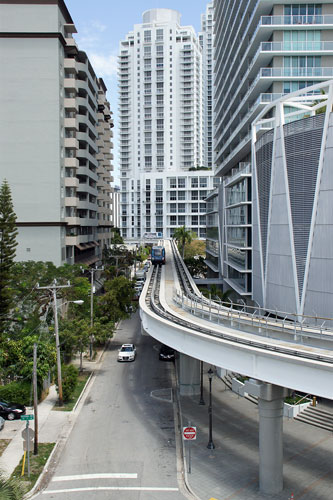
[38,311,188,499]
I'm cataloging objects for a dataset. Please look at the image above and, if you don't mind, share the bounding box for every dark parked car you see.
[0,400,26,420]
[159,345,175,361]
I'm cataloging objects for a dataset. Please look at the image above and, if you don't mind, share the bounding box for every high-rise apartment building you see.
[213,0,333,299]
[0,0,114,266]
[118,9,215,240]
[199,2,214,169]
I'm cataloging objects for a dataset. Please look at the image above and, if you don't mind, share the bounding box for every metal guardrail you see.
[169,239,333,343]
[144,256,333,366]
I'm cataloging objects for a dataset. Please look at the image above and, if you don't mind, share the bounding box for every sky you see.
[64,0,209,183]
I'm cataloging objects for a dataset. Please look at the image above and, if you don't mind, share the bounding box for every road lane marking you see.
[43,486,179,494]
[52,473,137,481]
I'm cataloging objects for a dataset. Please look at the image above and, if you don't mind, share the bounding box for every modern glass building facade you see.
[213,0,333,298]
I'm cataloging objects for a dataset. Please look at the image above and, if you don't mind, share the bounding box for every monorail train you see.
[151,246,166,266]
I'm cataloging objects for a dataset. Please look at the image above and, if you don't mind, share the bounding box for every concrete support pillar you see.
[258,394,284,494]
[244,379,288,495]
[178,353,200,396]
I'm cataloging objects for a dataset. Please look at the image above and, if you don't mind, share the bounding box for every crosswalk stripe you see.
[43,486,179,494]
[52,473,137,481]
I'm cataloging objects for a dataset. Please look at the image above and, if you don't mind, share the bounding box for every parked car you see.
[0,400,26,420]
[159,345,175,361]
[118,344,137,362]
[0,416,5,431]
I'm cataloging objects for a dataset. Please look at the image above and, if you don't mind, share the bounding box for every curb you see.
[23,441,59,499]
[24,332,118,498]
[173,360,201,500]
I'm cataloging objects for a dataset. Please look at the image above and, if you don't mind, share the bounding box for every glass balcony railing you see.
[260,66,333,78]
[260,15,333,26]
[260,41,333,52]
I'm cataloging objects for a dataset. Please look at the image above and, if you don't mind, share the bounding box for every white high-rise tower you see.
[119,9,214,240]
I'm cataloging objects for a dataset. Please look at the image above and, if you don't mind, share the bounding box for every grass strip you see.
[52,371,91,412]
[11,442,55,493]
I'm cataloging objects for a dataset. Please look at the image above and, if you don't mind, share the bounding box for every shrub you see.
[0,381,39,406]
[56,364,78,402]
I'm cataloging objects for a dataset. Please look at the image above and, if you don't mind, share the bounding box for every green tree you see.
[184,240,206,259]
[97,276,135,324]
[0,180,18,332]
[173,226,197,259]
[184,256,207,277]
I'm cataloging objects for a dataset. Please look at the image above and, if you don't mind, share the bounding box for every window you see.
[169,177,176,189]
[178,203,185,213]
[156,178,163,189]
[156,203,163,215]
[200,215,206,225]
[178,191,185,200]
[157,119,164,129]
[156,191,163,202]
[191,215,198,225]
[144,46,151,56]
[199,177,208,188]
[191,191,198,200]
[200,190,207,200]
[191,203,198,213]
[156,28,164,41]
[178,177,186,188]
[191,177,198,188]
[283,30,321,51]
[156,45,163,55]
[144,30,151,42]
[170,191,177,200]
[145,156,152,167]
[170,215,177,225]
[178,215,185,225]
[170,203,177,213]
[283,56,321,77]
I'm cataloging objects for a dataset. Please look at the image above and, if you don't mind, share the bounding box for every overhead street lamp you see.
[37,281,83,406]
[207,368,215,450]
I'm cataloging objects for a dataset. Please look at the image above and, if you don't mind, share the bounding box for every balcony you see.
[65,177,79,188]
[260,66,333,79]
[260,40,333,55]
[64,137,79,149]
[260,14,333,28]
[64,157,79,168]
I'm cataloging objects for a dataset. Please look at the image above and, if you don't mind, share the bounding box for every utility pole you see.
[36,280,71,406]
[33,343,38,455]
[82,266,104,360]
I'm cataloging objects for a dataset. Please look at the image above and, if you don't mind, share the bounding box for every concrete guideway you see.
[139,239,333,495]
[140,240,333,399]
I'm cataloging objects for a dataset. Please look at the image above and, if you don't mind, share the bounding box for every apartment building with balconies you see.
[118,8,209,240]
[213,0,333,299]
[0,0,114,266]
[199,2,214,169]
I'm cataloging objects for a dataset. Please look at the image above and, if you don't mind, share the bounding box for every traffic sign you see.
[22,428,34,441]
[21,415,34,421]
[183,426,197,440]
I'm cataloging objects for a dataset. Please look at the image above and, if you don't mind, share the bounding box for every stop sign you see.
[183,426,196,440]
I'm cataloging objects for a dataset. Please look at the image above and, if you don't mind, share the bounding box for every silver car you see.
[117,344,136,362]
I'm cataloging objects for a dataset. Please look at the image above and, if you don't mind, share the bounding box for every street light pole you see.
[85,266,104,360]
[37,280,71,406]
[207,368,215,450]
[199,360,205,405]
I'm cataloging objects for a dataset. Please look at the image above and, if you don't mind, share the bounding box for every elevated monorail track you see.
[143,241,333,367]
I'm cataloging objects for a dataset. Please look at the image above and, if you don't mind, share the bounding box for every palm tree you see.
[173,226,197,259]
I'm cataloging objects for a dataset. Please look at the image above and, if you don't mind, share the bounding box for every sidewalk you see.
[0,348,105,481]
[179,372,333,500]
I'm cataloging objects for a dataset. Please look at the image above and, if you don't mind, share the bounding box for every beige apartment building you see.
[0,0,115,266]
